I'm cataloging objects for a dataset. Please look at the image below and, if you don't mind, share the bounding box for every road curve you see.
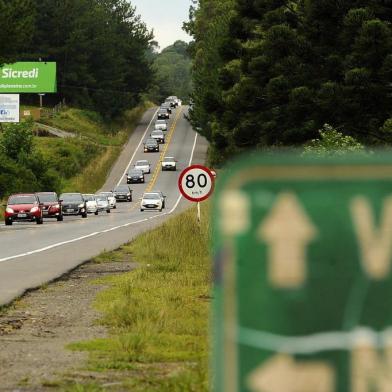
[0,106,208,306]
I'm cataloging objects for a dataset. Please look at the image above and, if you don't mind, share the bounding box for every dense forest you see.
[149,40,192,103]
[185,0,392,163]
[0,0,154,119]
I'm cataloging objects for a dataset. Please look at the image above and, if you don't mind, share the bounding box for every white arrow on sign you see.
[259,192,318,288]
[247,354,334,392]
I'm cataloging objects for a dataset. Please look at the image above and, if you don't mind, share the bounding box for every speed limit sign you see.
[178,165,215,202]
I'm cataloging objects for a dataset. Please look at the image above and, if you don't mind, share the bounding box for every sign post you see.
[178,164,215,223]
[213,154,392,392]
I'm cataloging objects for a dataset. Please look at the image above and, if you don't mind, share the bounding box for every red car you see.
[36,192,63,221]
[4,193,44,226]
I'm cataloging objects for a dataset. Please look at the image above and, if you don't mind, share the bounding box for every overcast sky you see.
[131,0,193,50]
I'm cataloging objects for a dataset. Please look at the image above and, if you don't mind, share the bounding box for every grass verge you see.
[67,205,211,391]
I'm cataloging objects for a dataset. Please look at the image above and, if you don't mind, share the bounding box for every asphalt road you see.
[0,106,208,306]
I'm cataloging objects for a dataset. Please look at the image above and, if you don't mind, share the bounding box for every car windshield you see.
[36,193,57,202]
[146,138,157,143]
[151,131,162,136]
[83,195,95,201]
[95,196,107,201]
[129,170,142,176]
[60,194,83,202]
[163,157,174,162]
[143,193,159,200]
[114,186,128,192]
[8,195,36,205]
[99,192,112,196]
[158,110,167,113]
[136,161,148,166]
[156,120,166,124]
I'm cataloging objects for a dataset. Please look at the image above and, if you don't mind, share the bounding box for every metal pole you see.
[197,202,201,224]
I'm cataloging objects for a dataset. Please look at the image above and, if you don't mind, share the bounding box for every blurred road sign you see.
[178,164,214,202]
[213,154,392,392]
[0,94,19,122]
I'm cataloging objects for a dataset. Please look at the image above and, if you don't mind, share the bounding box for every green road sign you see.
[213,154,392,392]
[0,62,57,93]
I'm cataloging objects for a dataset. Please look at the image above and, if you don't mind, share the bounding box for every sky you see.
[131,0,193,50]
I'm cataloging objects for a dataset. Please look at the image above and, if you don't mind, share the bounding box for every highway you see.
[0,106,208,306]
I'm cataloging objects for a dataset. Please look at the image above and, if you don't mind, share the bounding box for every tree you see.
[150,41,193,103]
[0,0,36,64]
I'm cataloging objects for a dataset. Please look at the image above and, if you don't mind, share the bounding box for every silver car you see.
[151,130,165,144]
[134,160,151,174]
[98,191,117,209]
[154,120,168,132]
[94,195,111,213]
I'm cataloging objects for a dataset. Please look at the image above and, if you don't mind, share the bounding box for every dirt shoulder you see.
[0,259,137,391]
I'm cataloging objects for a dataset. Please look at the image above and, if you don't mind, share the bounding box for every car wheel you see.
[140,209,144,212]
[5,219,12,226]
[57,215,63,222]
[95,211,99,215]
[37,217,43,225]
[113,205,117,209]
[159,207,162,212]
[107,209,111,213]
[82,212,88,218]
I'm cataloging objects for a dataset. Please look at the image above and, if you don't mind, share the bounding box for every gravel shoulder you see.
[0,259,137,391]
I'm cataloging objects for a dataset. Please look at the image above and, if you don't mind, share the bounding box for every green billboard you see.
[213,154,392,392]
[0,62,56,93]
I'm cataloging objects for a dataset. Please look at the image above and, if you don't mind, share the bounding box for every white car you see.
[98,192,117,209]
[83,194,99,215]
[151,130,165,144]
[154,120,168,132]
[134,160,151,174]
[95,195,111,213]
[161,156,177,171]
[140,192,166,212]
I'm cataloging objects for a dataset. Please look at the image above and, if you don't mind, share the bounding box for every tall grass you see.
[68,205,211,391]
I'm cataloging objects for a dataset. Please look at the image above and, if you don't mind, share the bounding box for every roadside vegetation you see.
[66,205,211,391]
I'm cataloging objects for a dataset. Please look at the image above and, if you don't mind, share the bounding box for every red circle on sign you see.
[178,165,215,202]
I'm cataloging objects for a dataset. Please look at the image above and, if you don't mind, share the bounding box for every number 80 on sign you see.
[178,165,215,202]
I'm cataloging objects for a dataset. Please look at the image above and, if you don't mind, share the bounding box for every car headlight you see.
[5,207,14,213]
[30,206,39,213]
[54,204,60,209]
[78,203,84,208]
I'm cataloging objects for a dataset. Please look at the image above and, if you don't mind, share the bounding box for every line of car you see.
[3,97,182,226]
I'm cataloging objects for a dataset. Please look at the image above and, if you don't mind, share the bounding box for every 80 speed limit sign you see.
[178,165,215,202]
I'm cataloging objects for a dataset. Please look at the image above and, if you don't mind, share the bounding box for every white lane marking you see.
[169,132,199,213]
[0,130,200,264]
[116,108,159,187]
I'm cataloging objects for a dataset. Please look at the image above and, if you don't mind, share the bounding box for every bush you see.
[303,124,365,157]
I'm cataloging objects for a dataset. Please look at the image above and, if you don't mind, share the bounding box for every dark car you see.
[113,185,133,202]
[127,169,145,184]
[4,193,44,226]
[157,109,169,120]
[60,193,87,218]
[36,192,63,221]
[144,138,159,152]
